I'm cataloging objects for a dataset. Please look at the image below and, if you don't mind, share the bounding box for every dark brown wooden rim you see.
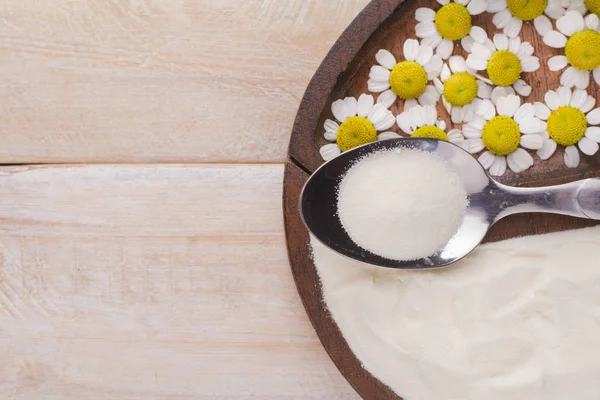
[289,0,405,175]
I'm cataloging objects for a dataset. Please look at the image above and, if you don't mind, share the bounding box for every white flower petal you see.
[357,94,375,117]
[441,64,452,82]
[493,9,513,29]
[324,119,339,141]
[557,10,585,36]
[570,89,588,109]
[487,0,507,12]
[320,143,341,160]
[513,80,532,97]
[534,15,553,36]
[537,139,557,160]
[504,18,523,38]
[452,106,466,123]
[468,0,488,14]
[404,39,420,61]
[578,137,599,156]
[491,86,515,105]
[463,104,475,122]
[409,106,426,127]
[471,42,493,60]
[378,131,401,141]
[375,112,397,131]
[489,155,507,176]
[463,121,483,138]
[473,98,496,120]
[448,129,463,140]
[543,31,568,48]
[468,138,485,153]
[437,39,454,60]
[478,151,496,169]
[519,117,546,134]
[545,4,566,19]
[416,45,434,66]
[477,80,492,99]
[437,0,450,5]
[422,32,444,49]
[369,65,391,81]
[368,103,387,125]
[508,36,521,53]
[514,103,535,124]
[585,13,600,30]
[586,109,600,125]
[416,21,437,39]
[344,97,358,117]
[507,148,534,173]
[461,36,475,53]
[548,55,569,71]
[397,113,414,134]
[422,105,438,126]
[469,26,488,43]
[493,33,509,50]
[582,95,596,113]
[545,90,561,110]
[534,102,552,120]
[521,56,540,72]
[434,77,445,94]
[466,55,488,71]
[556,86,572,106]
[516,42,535,58]
[449,56,467,74]
[497,94,520,117]
[404,98,419,112]
[368,79,390,93]
[418,85,441,106]
[331,99,349,122]
[416,7,436,22]
[574,69,590,90]
[377,90,397,109]
[376,49,397,70]
[564,145,580,168]
[585,126,600,142]
[425,54,444,79]
[437,119,447,130]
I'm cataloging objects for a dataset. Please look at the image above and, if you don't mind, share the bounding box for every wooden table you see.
[0,1,369,398]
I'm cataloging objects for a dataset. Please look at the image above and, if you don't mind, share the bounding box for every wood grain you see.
[0,0,370,164]
[0,164,358,399]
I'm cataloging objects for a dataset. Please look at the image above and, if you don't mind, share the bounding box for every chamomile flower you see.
[433,55,494,123]
[396,105,470,150]
[463,94,546,176]
[466,33,540,96]
[368,39,443,108]
[415,0,488,60]
[534,86,599,168]
[568,0,600,16]
[543,11,600,89]
[487,0,567,38]
[319,94,397,161]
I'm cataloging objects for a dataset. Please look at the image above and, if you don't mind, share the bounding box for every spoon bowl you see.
[300,138,600,269]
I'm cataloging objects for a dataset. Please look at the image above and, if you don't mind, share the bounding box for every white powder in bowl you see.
[337,149,468,261]
[311,226,600,400]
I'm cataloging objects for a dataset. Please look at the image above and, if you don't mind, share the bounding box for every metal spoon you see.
[300,138,600,269]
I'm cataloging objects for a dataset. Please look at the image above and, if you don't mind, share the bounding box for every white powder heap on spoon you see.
[337,148,468,261]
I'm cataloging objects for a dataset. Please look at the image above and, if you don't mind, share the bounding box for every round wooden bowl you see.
[283,1,600,398]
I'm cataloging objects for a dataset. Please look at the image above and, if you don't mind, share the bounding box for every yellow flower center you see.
[487,50,522,87]
[482,116,521,156]
[412,126,449,141]
[443,72,478,106]
[435,3,472,41]
[585,0,600,15]
[389,61,428,99]
[565,30,600,71]
[507,0,548,21]
[546,106,588,146]
[336,116,378,152]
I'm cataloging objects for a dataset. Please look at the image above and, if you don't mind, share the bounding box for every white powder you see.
[311,226,600,400]
[337,149,468,261]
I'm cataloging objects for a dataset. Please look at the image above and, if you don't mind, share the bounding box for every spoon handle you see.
[494,178,600,222]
